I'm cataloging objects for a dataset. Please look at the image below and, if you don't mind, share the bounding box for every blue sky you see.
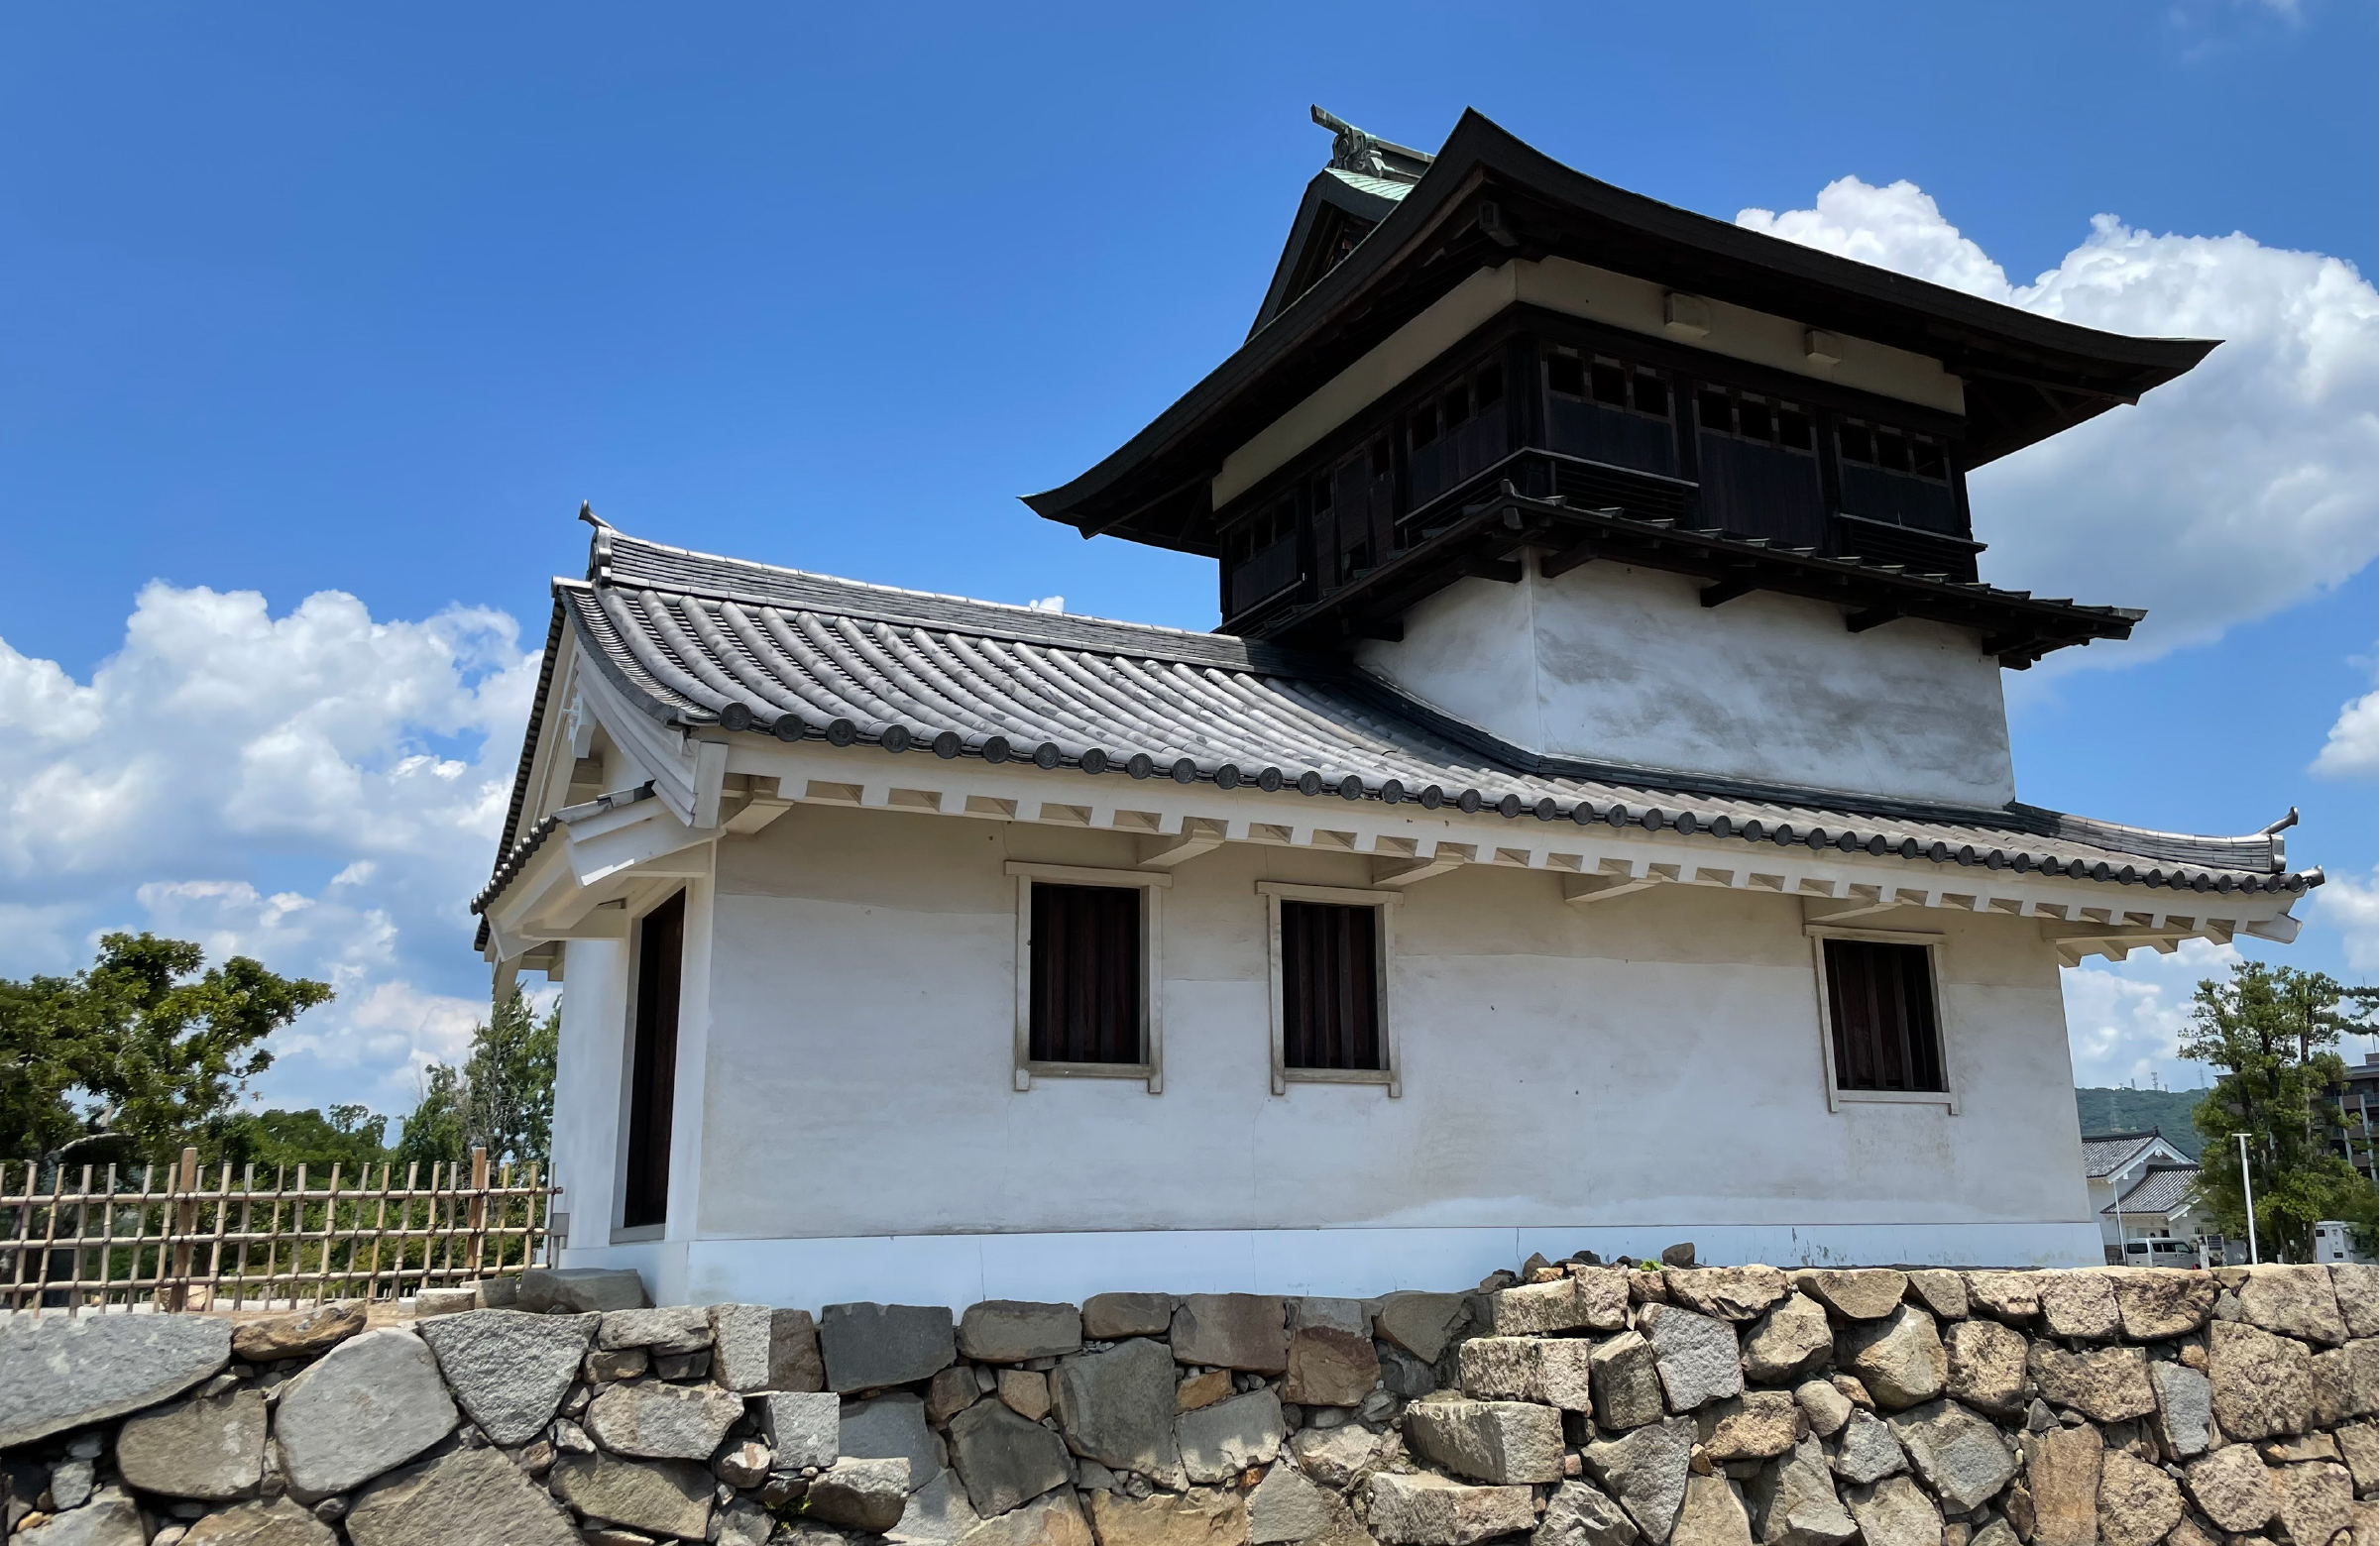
[1,1,2372,1115]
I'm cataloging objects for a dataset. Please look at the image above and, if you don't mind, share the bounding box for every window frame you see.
[1007,862,1169,1094]
[1804,923,1957,1113]
[1259,881,1401,1097]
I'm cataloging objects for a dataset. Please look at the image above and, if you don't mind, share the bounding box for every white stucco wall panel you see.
[655,806,2093,1259]
[1358,565,2017,808]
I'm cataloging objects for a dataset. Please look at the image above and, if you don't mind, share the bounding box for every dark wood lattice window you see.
[1823,938,1945,1093]
[623,890,685,1228]
[1028,883,1143,1064]
[1281,901,1383,1071]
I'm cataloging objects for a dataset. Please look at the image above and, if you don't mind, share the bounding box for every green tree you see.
[199,1102,392,1177]
[2183,960,2377,1262]
[393,991,558,1173]
[0,934,333,1162]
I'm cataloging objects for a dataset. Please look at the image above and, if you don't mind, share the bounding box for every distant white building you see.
[473,111,2324,1308]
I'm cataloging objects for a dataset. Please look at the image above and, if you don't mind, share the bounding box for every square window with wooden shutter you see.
[1028,883,1143,1064]
[1280,901,1383,1071]
[1823,939,1946,1093]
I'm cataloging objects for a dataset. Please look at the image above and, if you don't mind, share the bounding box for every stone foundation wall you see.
[0,1262,2371,1546]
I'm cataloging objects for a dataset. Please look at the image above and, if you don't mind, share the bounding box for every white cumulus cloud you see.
[2314,869,2379,975]
[1739,178,2378,666]
[2061,937,2241,1090]
[2311,690,2377,779]
[0,584,536,1113]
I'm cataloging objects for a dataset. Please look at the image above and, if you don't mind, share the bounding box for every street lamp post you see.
[2236,1132,2259,1266]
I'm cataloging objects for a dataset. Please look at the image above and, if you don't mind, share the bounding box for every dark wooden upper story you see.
[1024,111,2216,666]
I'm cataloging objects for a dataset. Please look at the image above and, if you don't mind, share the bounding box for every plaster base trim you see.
[559,1220,2103,1310]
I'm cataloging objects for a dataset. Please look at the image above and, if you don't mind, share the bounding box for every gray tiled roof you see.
[2105,1163,2202,1218]
[2081,1132,2164,1178]
[504,526,2316,906]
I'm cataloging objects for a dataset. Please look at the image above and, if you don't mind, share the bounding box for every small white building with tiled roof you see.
[2081,1130,2204,1264]
[475,111,2323,1307]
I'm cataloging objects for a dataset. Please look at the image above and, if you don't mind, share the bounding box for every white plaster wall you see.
[645,805,2090,1285]
[549,938,628,1257]
[1357,564,2016,808]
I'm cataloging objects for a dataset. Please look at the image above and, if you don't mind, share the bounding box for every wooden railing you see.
[1,1147,557,1313]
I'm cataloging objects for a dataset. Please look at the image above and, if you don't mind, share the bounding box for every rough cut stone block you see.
[2149,1361,2213,1459]
[2183,1443,2276,1533]
[1902,1271,1967,1322]
[2332,1263,2378,1339]
[1642,1304,1743,1412]
[14,1487,145,1546]
[2236,1266,2348,1347]
[1458,1336,1594,1411]
[1295,1297,1371,1336]
[1593,1331,1667,1431]
[1698,1392,1801,1464]
[1250,1463,1345,1545]
[1568,1268,1634,1332]
[1490,1278,1598,1335]
[844,1391,948,1490]
[1292,1423,1385,1490]
[960,1301,1082,1364]
[1837,1308,1944,1412]
[1794,1271,1907,1322]
[1373,1292,1472,1362]
[599,1306,712,1355]
[415,1287,477,1318]
[1053,1338,1181,1480]
[1962,1271,2043,1323]
[1366,1473,1536,1546]
[1744,1437,1856,1546]
[1406,1396,1565,1486]
[1823,1410,1904,1487]
[585,1379,745,1461]
[0,1311,230,1450]
[1743,1295,1833,1384]
[1283,1326,1380,1407]
[515,1266,647,1314]
[1171,1294,1289,1373]
[1581,1416,1694,1545]
[1669,1472,1755,1546]
[1088,1486,1250,1546]
[2023,1423,2102,1546]
[2270,1460,2356,1546]
[762,1390,841,1469]
[894,1470,984,1546]
[808,1456,914,1533]
[552,1451,713,1540]
[1793,1380,1852,1440]
[999,1368,1051,1421]
[709,1304,824,1392]
[1938,1319,2026,1419]
[1841,1476,1939,1546]
[1663,1268,1789,1323]
[954,1490,1093,1546]
[415,1308,597,1447]
[2093,1450,2183,1546]
[116,1386,267,1500]
[2028,1343,2154,1424]
[180,1496,338,1545]
[230,1302,365,1364]
[1176,1387,1285,1484]
[2109,1270,2215,1341]
[1884,1399,2015,1512]
[823,1302,959,1392]
[274,1327,458,1500]
[343,1447,580,1546]
[2206,1319,2314,1440]
[1535,1482,1643,1546]
[2334,1420,2378,1491]
[2035,1271,2120,1341]
[947,1398,1070,1518]
[1080,1293,1172,1341]
[1176,1369,1232,1412]
[2307,1337,2378,1427]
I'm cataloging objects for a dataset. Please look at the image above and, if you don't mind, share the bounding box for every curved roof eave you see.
[1024,108,2217,530]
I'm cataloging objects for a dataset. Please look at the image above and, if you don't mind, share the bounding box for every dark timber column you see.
[623,891,686,1229]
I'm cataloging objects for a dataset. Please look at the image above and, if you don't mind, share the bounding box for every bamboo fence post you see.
[164,1147,199,1311]
[465,1148,490,1282]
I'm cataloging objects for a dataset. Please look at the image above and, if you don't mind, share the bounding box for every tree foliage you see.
[0,934,332,1163]
[395,990,558,1171]
[2183,960,2377,1261]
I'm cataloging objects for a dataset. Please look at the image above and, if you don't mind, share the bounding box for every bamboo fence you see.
[0,1147,557,1313]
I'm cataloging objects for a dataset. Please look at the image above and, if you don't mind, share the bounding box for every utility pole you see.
[2236,1131,2259,1266]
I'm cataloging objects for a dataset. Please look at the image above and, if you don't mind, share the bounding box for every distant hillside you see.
[2076,1087,2208,1159]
